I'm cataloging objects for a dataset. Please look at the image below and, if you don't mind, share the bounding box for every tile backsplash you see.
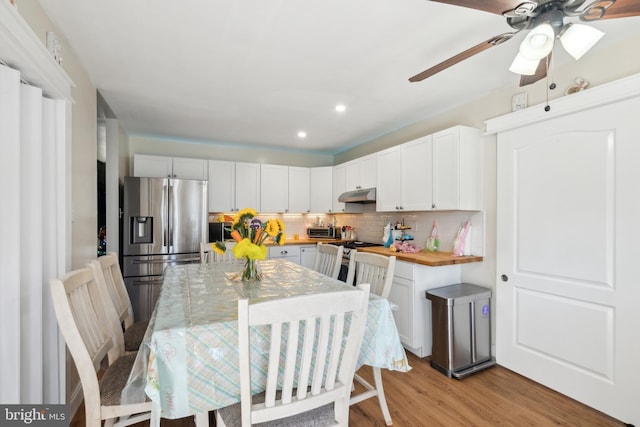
[221,205,484,255]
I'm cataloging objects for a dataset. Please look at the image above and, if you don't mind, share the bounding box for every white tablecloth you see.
[123,259,410,419]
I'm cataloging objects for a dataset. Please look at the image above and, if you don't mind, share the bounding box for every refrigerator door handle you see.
[168,182,174,250]
[131,257,201,265]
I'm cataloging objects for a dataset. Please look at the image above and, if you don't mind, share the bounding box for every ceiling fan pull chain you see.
[544,53,557,112]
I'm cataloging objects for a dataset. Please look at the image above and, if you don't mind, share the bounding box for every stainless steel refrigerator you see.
[122,176,207,321]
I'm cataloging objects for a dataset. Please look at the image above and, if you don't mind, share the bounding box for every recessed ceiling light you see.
[297,131,307,138]
[335,104,346,113]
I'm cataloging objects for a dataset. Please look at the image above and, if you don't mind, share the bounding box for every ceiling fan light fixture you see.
[559,23,604,60]
[519,23,555,60]
[509,52,541,75]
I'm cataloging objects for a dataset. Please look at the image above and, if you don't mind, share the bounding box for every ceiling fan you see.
[409,0,640,86]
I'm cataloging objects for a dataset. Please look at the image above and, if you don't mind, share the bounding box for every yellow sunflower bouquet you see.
[212,208,286,280]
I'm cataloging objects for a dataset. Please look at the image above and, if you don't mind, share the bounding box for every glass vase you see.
[242,257,261,281]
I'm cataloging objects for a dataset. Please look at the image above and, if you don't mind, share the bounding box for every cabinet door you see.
[401,135,432,211]
[387,275,413,347]
[133,154,172,178]
[310,167,333,213]
[299,245,317,268]
[432,126,482,210]
[268,245,301,264]
[235,162,260,211]
[288,166,310,213]
[376,147,401,212]
[432,128,459,210]
[332,163,346,213]
[260,164,289,212]
[208,160,235,212]
[172,157,208,180]
[345,159,360,191]
[360,154,377,189]
[345,154,376,190]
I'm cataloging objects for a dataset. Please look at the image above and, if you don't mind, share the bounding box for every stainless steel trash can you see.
[426,283,495,379]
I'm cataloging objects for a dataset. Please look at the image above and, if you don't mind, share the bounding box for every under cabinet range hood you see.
[338,187,376,203]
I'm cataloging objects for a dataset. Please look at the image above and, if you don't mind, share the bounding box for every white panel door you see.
[496,96,640,425]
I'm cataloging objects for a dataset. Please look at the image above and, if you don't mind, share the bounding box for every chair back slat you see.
[201,241,238,263]
[237,284,370,426]
[346,251,396,298]
[93,252,134,328]
[312,243,344,279]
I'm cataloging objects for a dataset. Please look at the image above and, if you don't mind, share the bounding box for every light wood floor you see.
[72,352,628,426]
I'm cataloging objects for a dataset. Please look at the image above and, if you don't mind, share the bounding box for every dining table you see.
[122,259,410,425]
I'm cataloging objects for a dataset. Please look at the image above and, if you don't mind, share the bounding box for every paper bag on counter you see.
[426,220,439,251]
[453,220,471,256]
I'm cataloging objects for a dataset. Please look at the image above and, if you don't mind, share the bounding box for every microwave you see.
[307,226,337,239]
[209,222,233,242]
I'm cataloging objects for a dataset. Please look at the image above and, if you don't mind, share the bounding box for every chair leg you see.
[195,411,210,427]
[373,367,393,426]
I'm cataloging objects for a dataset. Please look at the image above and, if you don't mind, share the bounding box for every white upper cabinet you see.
[332,163,346,213]
[288,166,310,213]
[133,154,172,178]
[431,125,482,210]
[310,167,333,213]
[260,165,310,213]
[260,164,288,212]
[332,163,362,214]
[376,135,432,212]
[345,153,376,190]
[376,126,482,212]
[235,162,261,211]
[172,157,209,180]
[133,154,208,180]
[208,160,235,212]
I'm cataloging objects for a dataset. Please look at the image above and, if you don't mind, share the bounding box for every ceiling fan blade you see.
[590,0,640,20]
[519,52,550,86]
[409,32,515,82]
[428,0,525,15]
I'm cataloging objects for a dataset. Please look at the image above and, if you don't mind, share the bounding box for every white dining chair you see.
[216,284,371,427]
[50,267,152,427]
[346,250,396,426]
[200,241,238,263]
[89,252,148,353]
[311,242,344,279]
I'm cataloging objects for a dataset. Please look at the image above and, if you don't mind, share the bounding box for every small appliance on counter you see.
[209,222,232,242]
[307,226,337,239]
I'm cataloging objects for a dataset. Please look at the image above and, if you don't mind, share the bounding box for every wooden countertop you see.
[358,246,483,267]
[264,238,345,246]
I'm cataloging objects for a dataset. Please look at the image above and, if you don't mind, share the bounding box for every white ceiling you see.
[38,0,640,154]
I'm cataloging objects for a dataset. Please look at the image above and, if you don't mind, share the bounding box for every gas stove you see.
[341,241,382,250]
[338,241,383,283]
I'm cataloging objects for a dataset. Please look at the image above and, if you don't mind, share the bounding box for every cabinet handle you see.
[501,274,509,282]
[280,250,288,255]
[432,203,436,209]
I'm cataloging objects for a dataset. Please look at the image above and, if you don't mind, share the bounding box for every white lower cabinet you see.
[299,245,317,268]
[387,261,461,357]
[268,245,301,264]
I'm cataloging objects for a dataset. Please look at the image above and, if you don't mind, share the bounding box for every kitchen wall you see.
[17,1,99,270]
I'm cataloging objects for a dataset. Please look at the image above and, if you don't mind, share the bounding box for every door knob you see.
[501,274,509,282]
